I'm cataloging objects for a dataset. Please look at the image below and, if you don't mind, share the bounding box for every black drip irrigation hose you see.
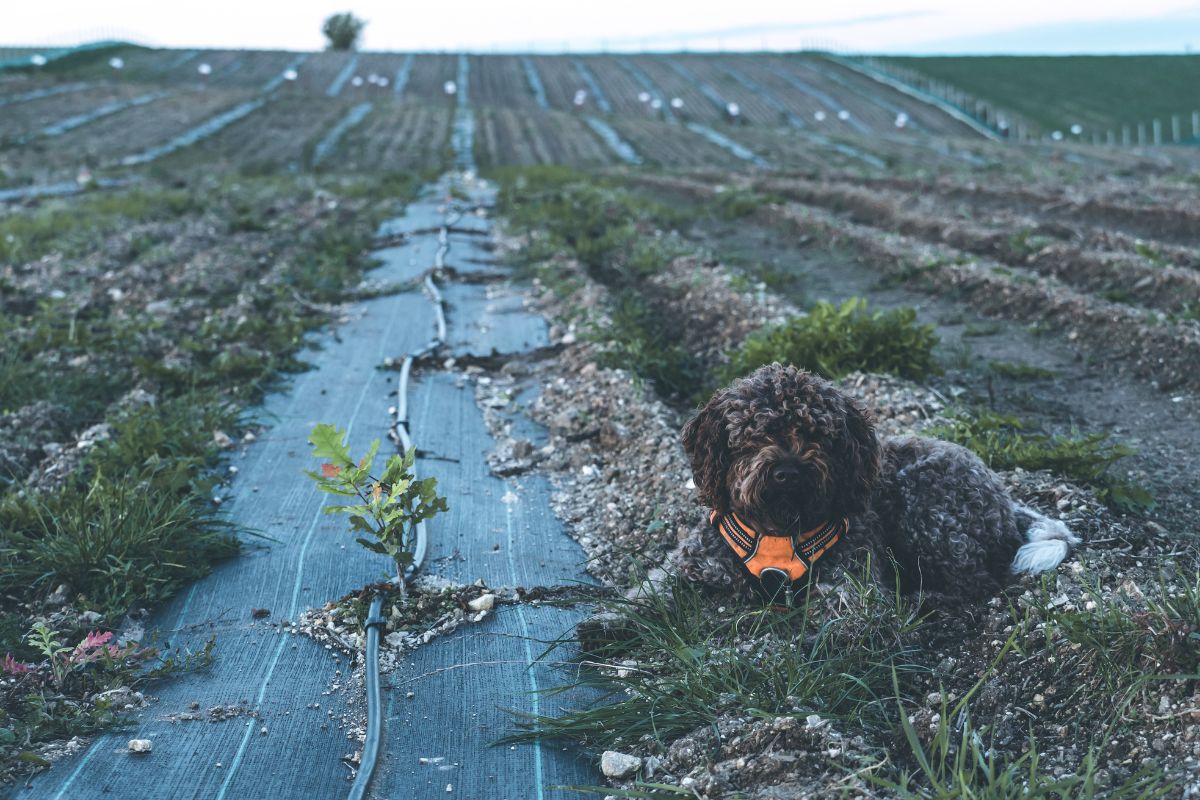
[347,192,465,800]
[348,597,387,800]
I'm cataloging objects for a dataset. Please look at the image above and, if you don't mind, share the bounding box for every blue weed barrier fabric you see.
[20,178,603,800]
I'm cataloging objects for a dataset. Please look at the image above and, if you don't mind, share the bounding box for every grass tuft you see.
[0,472,237,621]
[591,292,704,403]
[1045,570,1200,696]
[722,297,940,383]
[878,697,1174,798]
[928,409,1153,512]
[0,395,242,627]
[987,360,1056,381]
[708,187,779,220]
[0,188,199,264]
[1005,229,1059,260]
[511,569,924,753]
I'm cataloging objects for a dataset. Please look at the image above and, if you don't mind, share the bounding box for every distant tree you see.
[323,13,365,51]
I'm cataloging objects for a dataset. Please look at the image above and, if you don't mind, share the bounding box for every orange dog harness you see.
[711,510,847,598]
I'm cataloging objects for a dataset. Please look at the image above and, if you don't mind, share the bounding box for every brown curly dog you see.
[660,363,1078,606]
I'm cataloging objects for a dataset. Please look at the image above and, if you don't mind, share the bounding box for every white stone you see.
[127,739,153,753]
[600,750,641,778]
[467,594,495,612]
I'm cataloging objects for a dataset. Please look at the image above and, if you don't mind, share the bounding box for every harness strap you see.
[710,510,847,590]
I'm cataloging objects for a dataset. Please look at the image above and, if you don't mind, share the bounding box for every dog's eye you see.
[772,463,802,483]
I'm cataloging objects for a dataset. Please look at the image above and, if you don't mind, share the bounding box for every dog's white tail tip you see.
[1011,512,1077,574]
[1026,515,1081,545]
[1011,539,1070,574]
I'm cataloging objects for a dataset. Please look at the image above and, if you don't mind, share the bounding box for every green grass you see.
[1134,241,1170,268]
[0,394,242,644]
[1005,230,1060,260]
[721,297,941,384]
[879,697,1174,799]
[1168,302,1200,324]
[497,167,708,402]
[873,585,1182,798]
[0,392,234,770]
[1043,570,1200,698]
[988,360,1055,381]
[725,259,800,296]
[139,298,315,400]
[0,301,147,419]
[0,188,201,264]
[0,471,237,622]
[496,166,684,283]
[591,292,704,403]
[513,569,925,753]
[928,409,1154,512]
[884,55,1200,137]
[708,187,781,220]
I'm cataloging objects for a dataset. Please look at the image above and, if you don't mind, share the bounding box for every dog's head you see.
[681,363,881,531]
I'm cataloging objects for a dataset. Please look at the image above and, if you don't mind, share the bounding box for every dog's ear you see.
[830,397,881,517]
[680,395,731,513]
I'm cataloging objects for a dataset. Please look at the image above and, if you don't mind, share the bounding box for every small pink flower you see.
[2,654,33,674]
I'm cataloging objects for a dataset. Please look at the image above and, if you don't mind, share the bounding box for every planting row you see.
[635,173,1200,395]
[856,171,1200,246]
[8,97,1199,194]
[11,48,983,137]
[473,107,617,168]
[0,87,255,186]
[750,175,1200,314]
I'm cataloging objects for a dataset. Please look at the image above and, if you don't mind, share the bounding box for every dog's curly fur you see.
[669,363,1078,605]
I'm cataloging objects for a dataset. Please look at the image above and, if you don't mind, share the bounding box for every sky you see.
[3,0,1199,54]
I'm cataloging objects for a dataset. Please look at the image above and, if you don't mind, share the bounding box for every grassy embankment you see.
[886,55,1200,139]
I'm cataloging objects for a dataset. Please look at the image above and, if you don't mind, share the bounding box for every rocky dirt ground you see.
[466,186,1200,797]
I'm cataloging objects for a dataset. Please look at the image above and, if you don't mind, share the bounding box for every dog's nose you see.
[772,463,801,483]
